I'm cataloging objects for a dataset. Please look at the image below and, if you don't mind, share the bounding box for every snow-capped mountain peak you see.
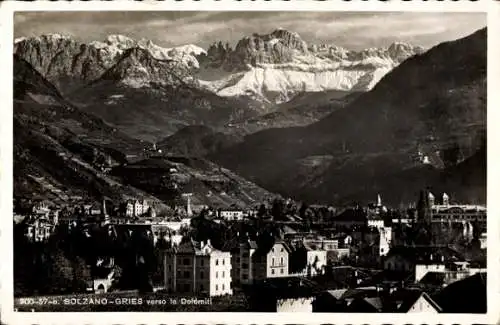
[105,34,136,48]
[199,29,425,104]
[14,30,425,106]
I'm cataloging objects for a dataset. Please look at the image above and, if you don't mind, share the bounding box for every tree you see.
[257,204,266,218]
[271,198,285,220]
[72,256,92,293]
[39,248,75,294]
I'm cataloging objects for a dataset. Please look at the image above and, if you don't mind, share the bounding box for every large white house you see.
[163,239,232,296]
[218,209,245,221]
[252,241,292,280]
[125,199,150,217]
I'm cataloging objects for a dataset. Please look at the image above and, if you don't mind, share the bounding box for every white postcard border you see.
[1,1,499,324]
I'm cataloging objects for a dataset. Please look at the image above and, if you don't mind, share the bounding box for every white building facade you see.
[164,239,232,296]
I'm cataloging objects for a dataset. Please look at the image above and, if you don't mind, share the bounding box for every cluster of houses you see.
[149,230,485,313]
[14,191,487,312]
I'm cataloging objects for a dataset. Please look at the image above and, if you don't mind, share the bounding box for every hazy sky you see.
[14,12,486,50]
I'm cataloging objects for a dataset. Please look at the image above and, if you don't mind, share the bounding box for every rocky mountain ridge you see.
[15,29,424,106]
[14,33,204,94]
[198,29,424,104]
[211,28,487,205]
[14,54,275,209]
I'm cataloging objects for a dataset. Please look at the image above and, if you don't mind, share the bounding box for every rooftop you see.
[386,245,465,264]
[251,276,319,299]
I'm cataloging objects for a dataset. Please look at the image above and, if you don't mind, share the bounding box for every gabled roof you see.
[363,297,384,311]
[433,272,486,313]
[325,289,348,300]
[418,272,446,287]
[282,225,298,234]
[335,208,367,222]
[385,245,465,264]
[398,292,442,313]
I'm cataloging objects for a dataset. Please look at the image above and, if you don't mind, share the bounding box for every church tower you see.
[417,189,433,223]
[442,193,449,206]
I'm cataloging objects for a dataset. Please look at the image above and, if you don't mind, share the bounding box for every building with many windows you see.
[218,209,245,221]
[232,239,259,286]
[418,191,486,224]
[125,199,150,217]
[163,239,232,296]
[252,241,292,280]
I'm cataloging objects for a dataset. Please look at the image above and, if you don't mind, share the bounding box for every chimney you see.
[201,241,205,247]
[207,239,211,247]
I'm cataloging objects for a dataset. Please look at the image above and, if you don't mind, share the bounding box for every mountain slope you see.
[14,55,159,204]
[69,47,256,141]
[15,35,259,141]
[157,125,242,157]
[225,90,361,135]
[14,55,275,208]
[211,28,487,205]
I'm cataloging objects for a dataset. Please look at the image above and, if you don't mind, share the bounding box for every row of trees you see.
[14,220,164,296]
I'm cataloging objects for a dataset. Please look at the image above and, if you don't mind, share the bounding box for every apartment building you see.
[163,239,232,296]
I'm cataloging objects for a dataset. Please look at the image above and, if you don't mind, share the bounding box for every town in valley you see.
[14,189,487,312]
[13,12,487,313]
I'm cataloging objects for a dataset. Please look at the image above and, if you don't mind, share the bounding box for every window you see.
[200,284,204,291]
[184,271,190,278]
[184,258,190,265]
[272,257,275,266]
[222,284,225,290]
[201,259,204,266]
[242,263,249,269]
[281,268,284,274]
[200,271,204,279]
[223,259,225,265]
[242,274,248,280]
[271,269,275,275]
[184,283,190,292]
[281,248,284,252]
[216,271,218,278]
[280,257,284,265]
[223,271,225,278]
[272,248,275,253]
[216,259,219,266]
[216,284,218,291]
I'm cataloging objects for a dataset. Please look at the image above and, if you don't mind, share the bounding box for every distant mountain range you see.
[14,30,423,141]
[198,28,424,104]
[13,27,486,207]
[210,28,487,206]
[13,55,275,208]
